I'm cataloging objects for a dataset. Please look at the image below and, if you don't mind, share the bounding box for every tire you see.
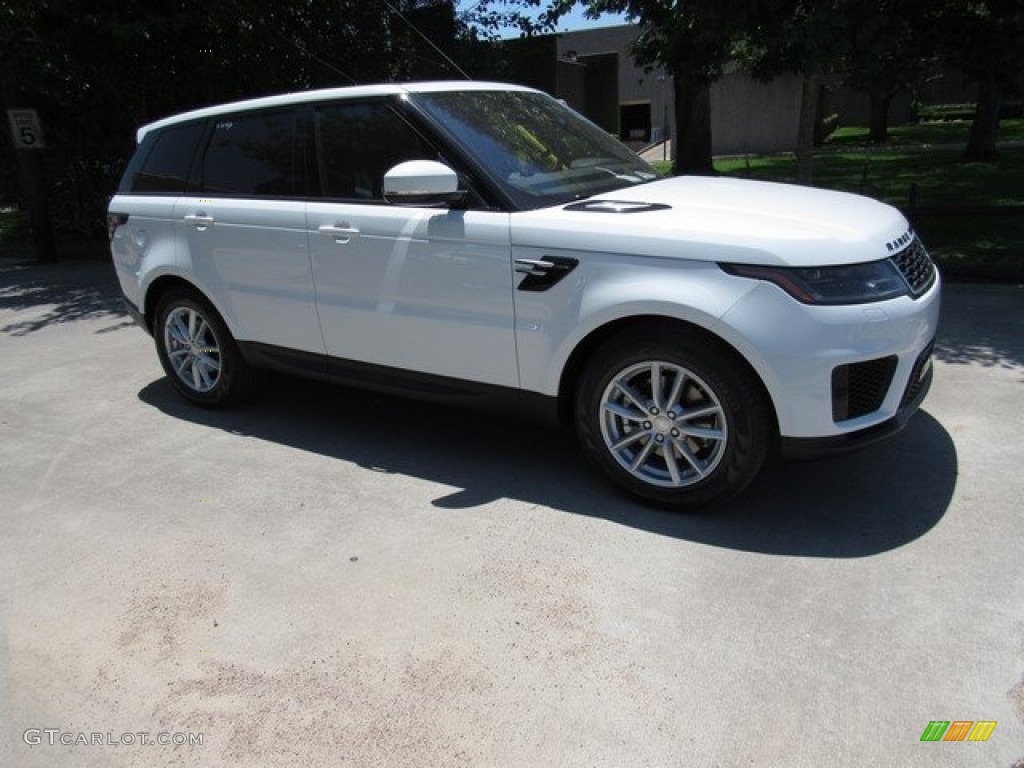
[154,289,253,407]
[575,328,772,509]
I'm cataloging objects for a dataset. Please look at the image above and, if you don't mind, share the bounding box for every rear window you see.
[121,121,204,194]
[200,110,298,196]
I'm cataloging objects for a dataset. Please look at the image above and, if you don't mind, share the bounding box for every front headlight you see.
[720,260,908,305]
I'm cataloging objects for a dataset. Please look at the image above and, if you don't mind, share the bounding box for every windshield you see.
[410,90,658,209]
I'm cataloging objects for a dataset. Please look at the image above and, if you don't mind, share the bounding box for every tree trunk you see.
[796,74,822,186]
[672,75,714,176]
[869,92,895,144]
[964,80,1001,161]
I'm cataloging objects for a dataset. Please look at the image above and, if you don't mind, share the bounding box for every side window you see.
[315,102,436,200]
[201,110,296,196]
[128,121,204,194]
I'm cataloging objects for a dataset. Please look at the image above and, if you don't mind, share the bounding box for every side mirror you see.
[383,160,466,207]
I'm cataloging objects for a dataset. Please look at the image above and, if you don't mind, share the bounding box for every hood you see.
[510,176,911,267]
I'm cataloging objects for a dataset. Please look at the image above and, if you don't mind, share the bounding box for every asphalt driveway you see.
[1,257,1022,767]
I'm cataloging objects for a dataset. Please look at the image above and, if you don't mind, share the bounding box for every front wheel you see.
[575,329,772,509]
[154,289,253,407]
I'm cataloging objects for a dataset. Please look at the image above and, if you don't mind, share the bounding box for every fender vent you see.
[514,256,579,292]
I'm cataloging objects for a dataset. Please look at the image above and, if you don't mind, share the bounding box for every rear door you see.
[176,109,323,353]
[306,100,517,387]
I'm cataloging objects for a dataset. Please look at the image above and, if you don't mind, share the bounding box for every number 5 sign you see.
[7,109,46,149]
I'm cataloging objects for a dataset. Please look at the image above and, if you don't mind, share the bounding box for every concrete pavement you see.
[1,258,1022,767]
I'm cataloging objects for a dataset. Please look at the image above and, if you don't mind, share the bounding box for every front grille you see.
[890,237,936,297]
[900,340,935,408]
[832,356,898,422]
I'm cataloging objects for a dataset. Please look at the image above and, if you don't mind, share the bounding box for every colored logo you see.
[920,721,996,742]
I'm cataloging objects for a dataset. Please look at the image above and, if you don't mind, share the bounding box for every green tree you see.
[840,0,939,143]
[0,0,464,237]
[938,0,1024,160]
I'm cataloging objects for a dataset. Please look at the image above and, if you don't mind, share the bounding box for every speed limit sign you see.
[7,109,46,149]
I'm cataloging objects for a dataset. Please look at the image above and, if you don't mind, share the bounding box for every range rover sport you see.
[108,81,940,509]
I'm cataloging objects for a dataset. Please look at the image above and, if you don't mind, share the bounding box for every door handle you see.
[318,224,360,244]
[184,213,214,230]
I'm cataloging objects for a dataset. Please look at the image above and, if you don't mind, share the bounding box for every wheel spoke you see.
[629,437,657,471]
[195,353,221,373]
[678,403,722,422]
[613,379,649,412]
[611,430,648,452]
[674,439,708,479]
[665,368,686,411]
[664,445,683,486]
[677,424,724,441]
[169,316,190,346]
[650,362,664,409]
[602,401,646,422]
[195,318,210,346]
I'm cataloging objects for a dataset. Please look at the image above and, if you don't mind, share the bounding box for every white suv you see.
[108,82,940,508]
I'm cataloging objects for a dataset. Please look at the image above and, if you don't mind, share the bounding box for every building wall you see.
[711,70,803,155]
[554,26,673,146]
[553,25,805,156]
[494,24,977,157]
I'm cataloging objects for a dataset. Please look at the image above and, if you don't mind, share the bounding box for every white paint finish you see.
[307,203,517,386]
[714,277,941,437]
[513,175,910,266]
[511,252,754,394]
[175,197,323,353]
[108,194,180,311]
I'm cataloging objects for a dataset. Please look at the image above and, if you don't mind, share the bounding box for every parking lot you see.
[1,257,1022,767]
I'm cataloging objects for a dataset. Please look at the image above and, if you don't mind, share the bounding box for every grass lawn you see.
[828,117,1024,148]
[712,147,1024,208]
[671,120,1024,281]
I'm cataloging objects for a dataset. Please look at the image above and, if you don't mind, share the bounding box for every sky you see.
[455,2,629,38]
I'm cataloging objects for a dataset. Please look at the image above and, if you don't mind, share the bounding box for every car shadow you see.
[138,373,957,559]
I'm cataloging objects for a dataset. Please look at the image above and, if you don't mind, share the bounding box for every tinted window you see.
[315,102,436,200]
[201,111,296,196]
[129,121,204,194]
[411,90,657,209]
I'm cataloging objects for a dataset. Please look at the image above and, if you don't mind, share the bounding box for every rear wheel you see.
[154,289,253,407]
[575,328,771,509]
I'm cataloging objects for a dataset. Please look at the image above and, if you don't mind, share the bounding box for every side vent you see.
[514,256,579,292]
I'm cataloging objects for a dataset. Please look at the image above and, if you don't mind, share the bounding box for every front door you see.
[308,203,516,387]
[306,100,517,387]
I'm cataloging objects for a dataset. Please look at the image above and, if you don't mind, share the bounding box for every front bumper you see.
[714,273,941,441]
[780,349,933,460]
